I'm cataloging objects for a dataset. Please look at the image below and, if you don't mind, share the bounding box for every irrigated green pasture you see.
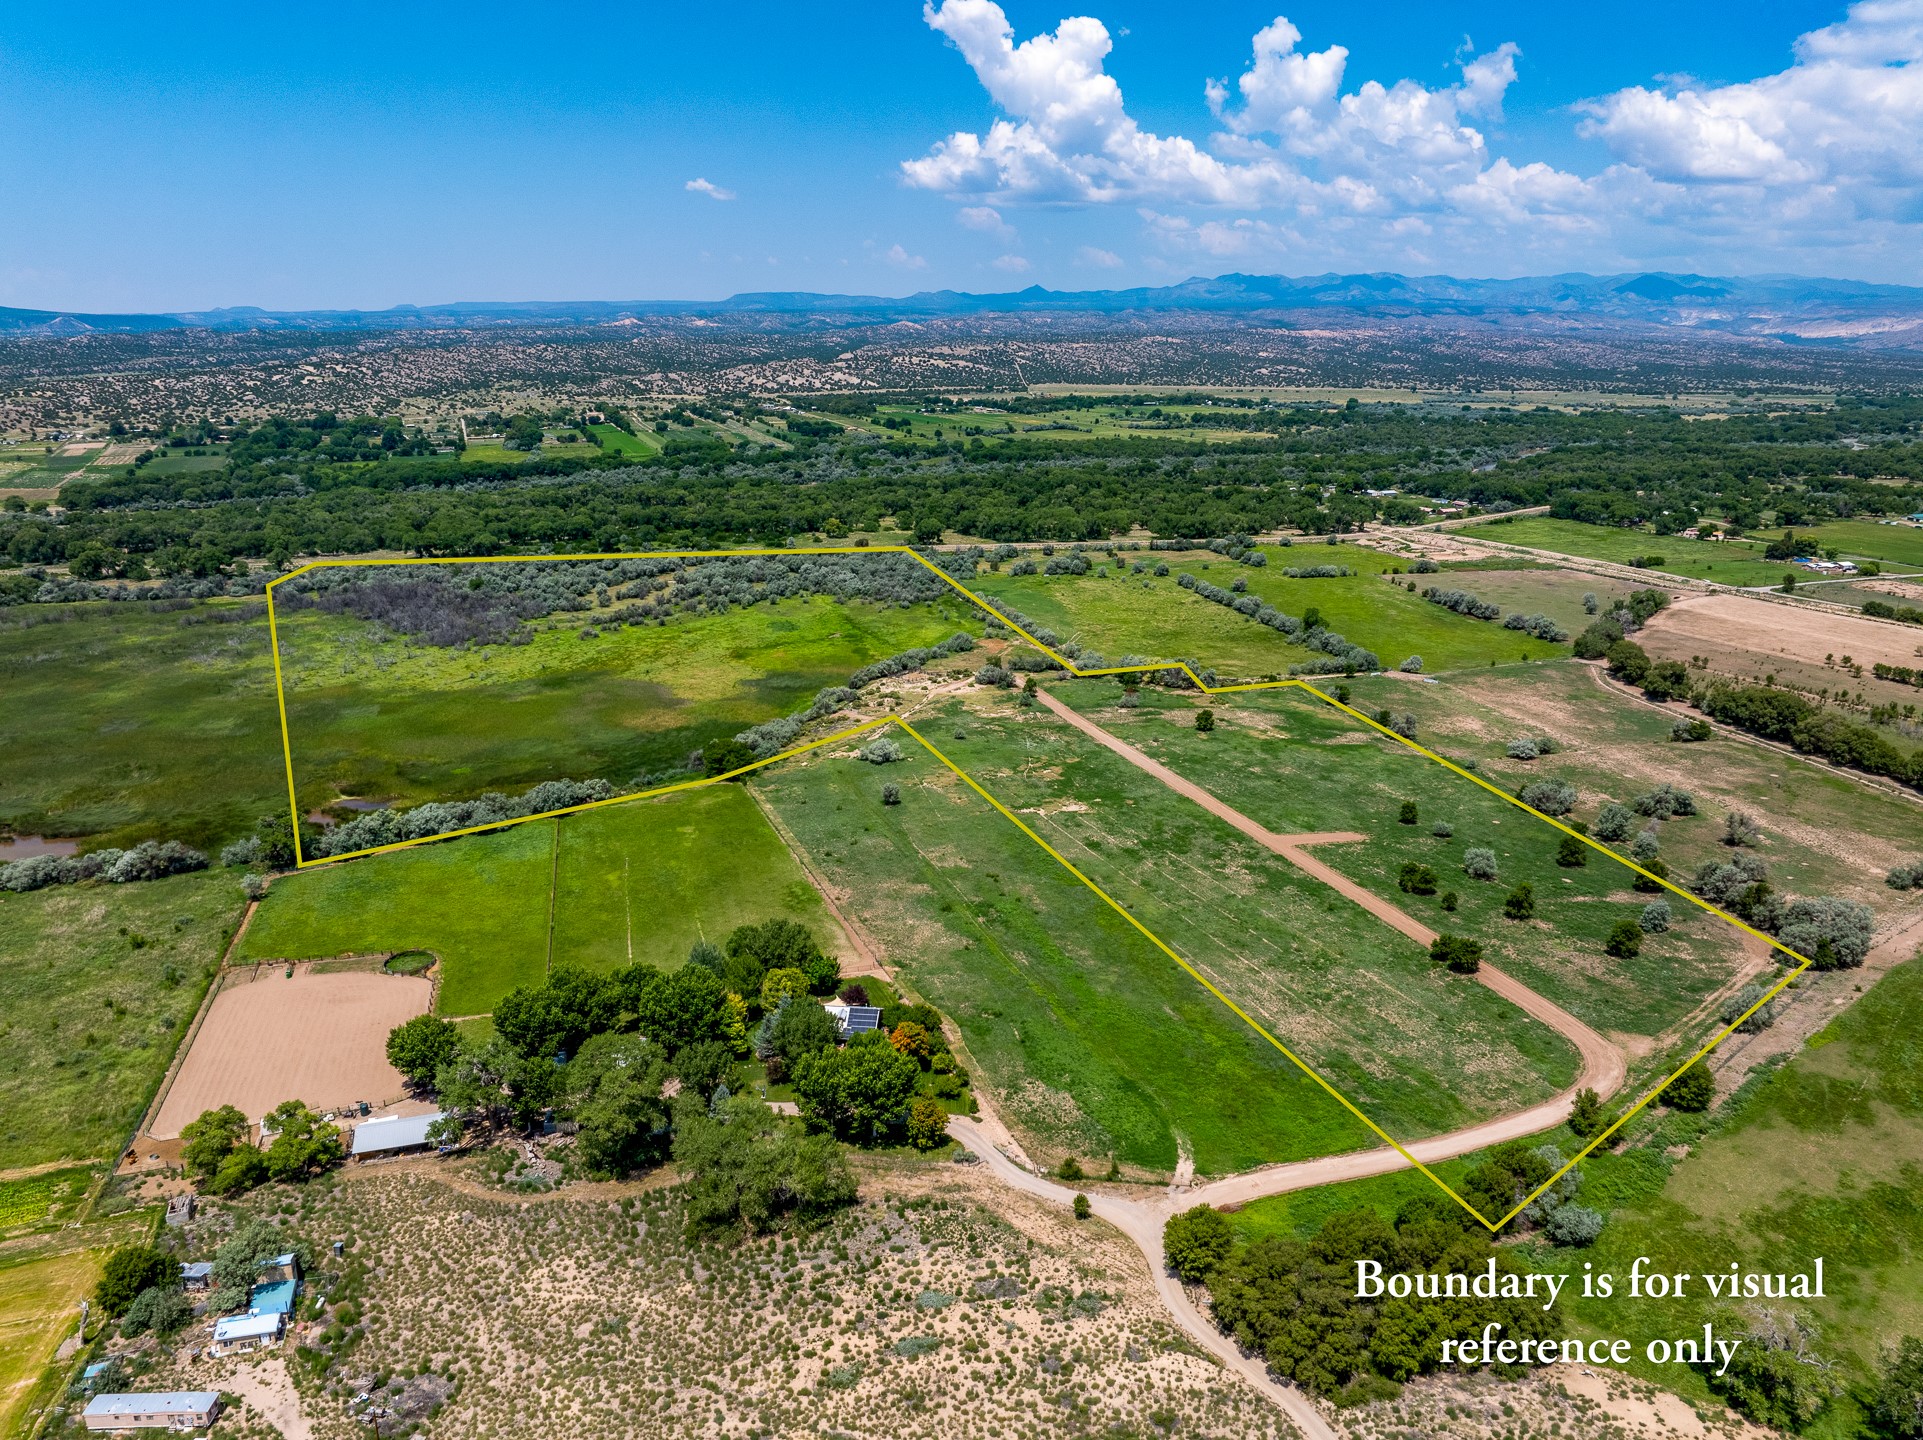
[1751,518,1923,570]
[239,785,843,1017]
[587,423,660,457]
[277,594,970,817]
[758,693,1584,1174]
[0,869,245,1170]
[973,545,1579,676]
[1464,517,1791,585]
[1043,676,1756,1041]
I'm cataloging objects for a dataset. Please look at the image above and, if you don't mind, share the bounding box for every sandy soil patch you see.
[1858,577,1923,602]
[1642,592,1923,672]
[150,967,429,1138]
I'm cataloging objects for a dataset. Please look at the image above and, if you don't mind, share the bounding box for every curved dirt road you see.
[942,690,1633,1433]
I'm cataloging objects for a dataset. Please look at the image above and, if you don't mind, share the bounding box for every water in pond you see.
[0,834,80,860]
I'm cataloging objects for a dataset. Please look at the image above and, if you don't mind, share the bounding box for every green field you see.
[0,589,971,853]
[0,1247,104,1436]
[277,593,971,818]
[1044,678,1758,1041]
[240,785,844,1016]
[588,423,660,457]
[756,691,1587,1174]
[1750,518,1923,571]
[1466,516,1795,585]
[0,1168,94,1234]
[0,869,245,1170]
[972,545,1581,677]
[1532,954,1923,1428]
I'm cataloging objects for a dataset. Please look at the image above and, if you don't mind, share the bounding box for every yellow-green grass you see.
[239,785,843,1017]
[457,443,531,464]
[0,869,244,1171]
[0,1247,103,1435]
[0,1168,95,1234]
[1463,516,1792,585]
[587,423,659,457]
[276,595,972,818]
[972,545,1573,676]
[1750,519,1923,571]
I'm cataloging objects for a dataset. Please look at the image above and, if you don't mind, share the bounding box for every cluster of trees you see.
[0,837,206,893]
[306,777,613,859]
[179,1101,340,1194]
[1699,682,1923,792]
[1173,1199,1566,1406]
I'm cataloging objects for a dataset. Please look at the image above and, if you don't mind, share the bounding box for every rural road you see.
[942,690,1635,1433]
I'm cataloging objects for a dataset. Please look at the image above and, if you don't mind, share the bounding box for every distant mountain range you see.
[6,271,1923,348]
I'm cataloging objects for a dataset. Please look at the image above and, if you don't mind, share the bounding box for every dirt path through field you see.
[1033,687,1625,1110]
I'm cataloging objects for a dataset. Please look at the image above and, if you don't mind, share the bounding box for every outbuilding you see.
[211,1311,283,1355]
[178,1262,212,1291]
[348,1111,447,1161]
[822,1003,883,1038]
[82,1391,222,1430]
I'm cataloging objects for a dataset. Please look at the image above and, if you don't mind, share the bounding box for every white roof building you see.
[211,1311,284,1352]
[348,1110,447,1158]
[82,1391,222,1430]
[822,1003,883,1037]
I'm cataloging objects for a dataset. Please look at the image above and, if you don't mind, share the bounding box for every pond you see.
[0,834,79,860]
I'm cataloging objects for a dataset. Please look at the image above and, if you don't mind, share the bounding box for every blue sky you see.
[1,1,1917,310]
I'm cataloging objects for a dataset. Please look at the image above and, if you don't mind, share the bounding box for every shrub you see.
[1164,1205,1236,1282]
[1671,717,1712,742]
[1664,1060,1714,1112]
[1556,834,1587,867]
[1629,830,1661,863]
[1463,847,1498,880]
[1398,801,1418,825]
[1519,779,1578,816]
[1605,920,1643,958]
[1429,934,1483,973]
[1195,708,1215,732]
[1777,896,1875,969]
[1399,655,1423,673]
[1440,890,1458,911]
[1398,863,1438,896]
[120,1284,194,1338]
[94,1246,174,1318]
[1503,884,1535,920]
[1870,1335,1923,1440]
[1632,783,1696,818]
[1072,1193,1092,1220]
[881,782,901,806]
[1506,738,1540,761]
[1632,858,1669,893]
[904,1096,949,1151]
[1723,811,1761,847]
[1593,802,1636,842]
[1639,900,1672,933]
[1887,863,1923,890]
[860,738,903,765]
[1567,1087,1607,1140]
[974,664,1011,687]
[1721,982,1778,1034]
[1544,1204,1605,1247]
[1431,821,1453,838]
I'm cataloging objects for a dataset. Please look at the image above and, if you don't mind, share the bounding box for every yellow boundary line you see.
[263,546,1814,1230]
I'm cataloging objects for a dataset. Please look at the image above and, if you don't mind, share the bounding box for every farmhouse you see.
[211,1310,283,1355]
[822,1002,882,1038]
[81,1391,222,1431]
[348,1110,447,1161]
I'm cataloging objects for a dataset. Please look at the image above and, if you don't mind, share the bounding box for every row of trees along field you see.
[2,397,1918,578]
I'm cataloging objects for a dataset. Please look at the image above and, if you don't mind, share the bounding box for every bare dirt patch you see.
[150,966,429,1138]
[1642,592,1923,675]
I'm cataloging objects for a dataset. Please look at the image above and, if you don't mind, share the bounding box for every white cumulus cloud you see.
[992,253,1031,271]
[884,243,929,269]
[957,204,1016,236]
[1076,245,1125,267]
[684,178,736,201]
[903,1,1923,277]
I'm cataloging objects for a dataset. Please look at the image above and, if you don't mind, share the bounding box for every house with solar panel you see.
[822,1001,882,1038]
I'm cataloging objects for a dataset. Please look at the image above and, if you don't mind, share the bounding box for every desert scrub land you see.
[126,1160,1287,1440]
[0,867,246,1169]
[275,588,978,818]
[757,689,1583,1177]
[239,785,848,1016]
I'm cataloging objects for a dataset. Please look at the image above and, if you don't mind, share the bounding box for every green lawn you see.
[278,594,971,818]
[0,869,246,1170]
[240,785,847,1017]
[972,545,1577,677]
[1466,517,1794,585]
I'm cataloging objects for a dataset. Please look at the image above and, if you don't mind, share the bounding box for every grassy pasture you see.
[1464,517,1792,586]
[1044,676,1756,1042]
[587,423,659,457]
[239,785,843,1017]
[0,1247,103,1436]
[1750,518,1923,570]
[972,545,1577,677]
[0,869,245,1171]
[277,594,969,817]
